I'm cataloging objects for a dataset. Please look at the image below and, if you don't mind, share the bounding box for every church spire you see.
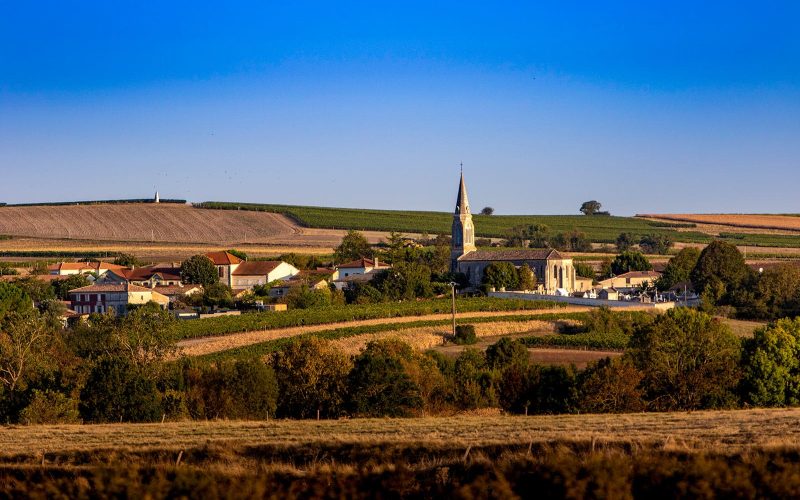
[451,167,476,270]
[455,168,471,215]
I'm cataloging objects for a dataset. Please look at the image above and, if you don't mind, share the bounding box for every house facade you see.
[68,283,169,316]
[230,260,300,291]
[597,271,661,292]
[205,251,242,287]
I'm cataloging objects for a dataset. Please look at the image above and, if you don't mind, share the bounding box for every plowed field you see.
[0,204,390,247]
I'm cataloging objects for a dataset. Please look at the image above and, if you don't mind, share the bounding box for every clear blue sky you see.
[1,1,799,215]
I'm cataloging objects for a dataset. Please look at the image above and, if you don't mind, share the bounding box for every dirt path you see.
[177,307,594,357]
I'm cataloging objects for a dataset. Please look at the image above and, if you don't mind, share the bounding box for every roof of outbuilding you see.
[67,283,154,293]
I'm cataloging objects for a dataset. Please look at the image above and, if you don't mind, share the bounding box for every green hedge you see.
[175,298,566,340]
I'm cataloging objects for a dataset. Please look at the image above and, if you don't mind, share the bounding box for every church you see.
[450,173,577,293]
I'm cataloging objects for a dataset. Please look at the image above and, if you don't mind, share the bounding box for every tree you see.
[385,231,405,263]
[577,357,645,413]
[639,234,674,255]
[610,251,652,275]
[273,338,351,419]
[486,338,529,371]
[657,247,700,291]
[348,340,422,417]
[482,262,520,290]
[616,233,637,252]
[626,308,741,411]
[12,277,55,303]
[0,312,54,392]
[52,274,90,300]
[690,240,750,296]
[286,284,332,309]
[574,262,595,280]
[480,207,495,216]
[527,224,551,249]
[562,230,591,252]
[113,253,141,268]
[517,264,536,291]
[580,200,602,216]
[79,356,161,423]
[740,318,800,407]
[752,264,800,319]
[115,302,177,368]
[335,230,372,263]
[376,262,433,300]
[202,283,234,308]
[180,255,218,287]
[0,282,31,323]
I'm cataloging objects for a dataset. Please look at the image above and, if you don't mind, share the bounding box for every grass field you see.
[5,410,800,497]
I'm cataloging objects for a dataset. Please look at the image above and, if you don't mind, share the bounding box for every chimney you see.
[374,257,379,268]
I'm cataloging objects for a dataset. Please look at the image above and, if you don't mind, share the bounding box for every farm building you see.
[205,251,243,288]
[269,269,335,298]
[450,173,576,293]
[335,257,389,279]
[99,264,182,288]
[68,283,169,316]
[597,271,661,292]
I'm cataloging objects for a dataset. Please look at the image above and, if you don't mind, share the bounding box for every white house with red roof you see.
[204,251,243,287]
[231,260,299,291]
[48,261,128,276]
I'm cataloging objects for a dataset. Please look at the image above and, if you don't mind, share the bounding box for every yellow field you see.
[3,408,800,458]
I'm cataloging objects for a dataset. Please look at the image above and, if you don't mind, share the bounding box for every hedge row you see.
[174,298,566,340]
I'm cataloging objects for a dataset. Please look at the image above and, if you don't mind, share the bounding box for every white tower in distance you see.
[154,190,160,203]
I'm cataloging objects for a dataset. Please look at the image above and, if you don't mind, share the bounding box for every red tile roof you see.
[205,251,243,266]
[337,258,388,269]
[458,249,567,262]
[67,283,155,294]
[232,261,282,276]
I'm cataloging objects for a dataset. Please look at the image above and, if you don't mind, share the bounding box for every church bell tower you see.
[451,169,476,270]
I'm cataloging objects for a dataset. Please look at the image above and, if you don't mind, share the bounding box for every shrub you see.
[453,325,477,345]
[79,357,161,423]
[577,357,645,413]
[19,389,80,424]
[348,340,422,417]
[486,337,529,371]
[740,318,800,407]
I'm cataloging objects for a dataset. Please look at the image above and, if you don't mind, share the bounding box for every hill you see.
[198,201,709,243]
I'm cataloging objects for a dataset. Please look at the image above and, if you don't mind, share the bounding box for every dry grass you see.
[329,319,566,355]
[3,408,800,459]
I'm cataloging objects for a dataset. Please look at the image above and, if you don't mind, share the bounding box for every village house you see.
[598,287,620,301]
[335,257,389,279]
[597,270,661,292]
[205,251,242,288]
[449,173,576,293]
[231,260,300,292]
[68,283,169,316]
[99,264,182,288]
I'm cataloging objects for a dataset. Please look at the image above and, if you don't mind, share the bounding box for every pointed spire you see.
[455,168,470,215]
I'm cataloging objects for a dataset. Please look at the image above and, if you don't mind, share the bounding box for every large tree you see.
[639,234,674,255]
[610,251,652,276]
[580,200,602,216]
[335,230,372,263]
[657,247,700,291]
[741,317,800,407]
[482,262,520,290]
[180,254,218,286]
[626,308,741,411]
[690,240,750,296]
[347,340,422,417]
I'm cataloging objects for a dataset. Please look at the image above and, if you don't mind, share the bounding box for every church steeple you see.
[451,167,476,270]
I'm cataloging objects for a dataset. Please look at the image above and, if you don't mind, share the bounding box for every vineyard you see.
[174,297,566,340]
[198,201,711,243]
[193,312,589,362]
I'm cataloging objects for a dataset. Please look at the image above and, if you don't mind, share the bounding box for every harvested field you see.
[641,213,800,233]
[4,408,800,457]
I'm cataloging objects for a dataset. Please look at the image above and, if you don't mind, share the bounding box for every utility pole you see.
[449,281,457,337]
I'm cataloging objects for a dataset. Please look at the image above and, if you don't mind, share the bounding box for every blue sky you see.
[1,1,799,215]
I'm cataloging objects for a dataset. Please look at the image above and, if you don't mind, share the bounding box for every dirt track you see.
[177,307,595,357]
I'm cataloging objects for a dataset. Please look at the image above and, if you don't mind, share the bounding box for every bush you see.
[577,357,645,413]
[486,337,528,371]
[453,324,477,345]
[348,340,422,417]
[740,318,800,407]
[79,357,161,423]
[19,389,80,424]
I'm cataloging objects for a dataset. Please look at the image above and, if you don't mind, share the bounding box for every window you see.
[218,267,224,278]
[100,294,106,302]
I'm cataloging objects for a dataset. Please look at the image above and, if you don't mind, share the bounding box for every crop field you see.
[641,213,800,232]
[198,201,714,243]
[5,409,800,497]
